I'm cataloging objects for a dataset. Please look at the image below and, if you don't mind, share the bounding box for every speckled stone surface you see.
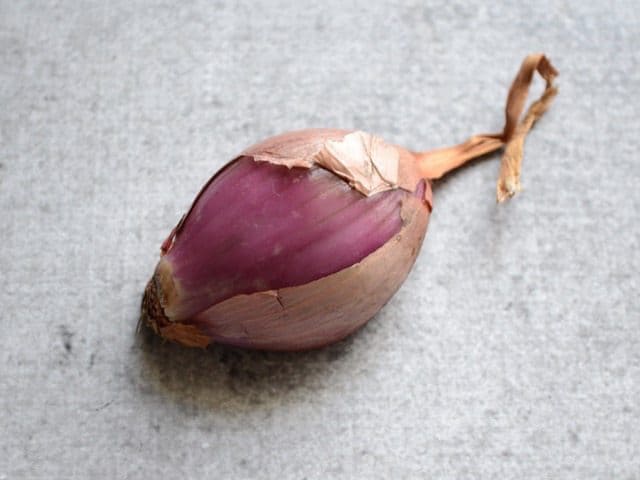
[1,1,639,478]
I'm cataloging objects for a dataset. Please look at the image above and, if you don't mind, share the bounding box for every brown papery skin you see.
[141,53,558,350]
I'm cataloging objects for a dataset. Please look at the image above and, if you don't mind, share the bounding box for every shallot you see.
[141,54,558,350]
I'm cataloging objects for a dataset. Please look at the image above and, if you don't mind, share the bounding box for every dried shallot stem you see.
[416,53,558,201]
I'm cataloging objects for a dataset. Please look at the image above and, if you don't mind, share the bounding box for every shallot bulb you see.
[141,54,558,350]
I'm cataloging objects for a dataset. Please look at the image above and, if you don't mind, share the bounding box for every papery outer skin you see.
[145,129,432,350]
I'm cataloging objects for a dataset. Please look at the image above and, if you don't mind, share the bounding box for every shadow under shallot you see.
[132,318,362,413]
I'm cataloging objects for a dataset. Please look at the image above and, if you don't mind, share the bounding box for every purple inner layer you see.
[166,157,406,321]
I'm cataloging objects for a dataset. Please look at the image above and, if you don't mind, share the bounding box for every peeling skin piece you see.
[316,131,400,195]
[157,156,422,323]
[243,129,427,199]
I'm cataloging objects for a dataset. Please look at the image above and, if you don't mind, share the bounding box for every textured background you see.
[1,1,639,478]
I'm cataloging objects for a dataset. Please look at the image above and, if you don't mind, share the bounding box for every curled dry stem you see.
[416,53,558,202]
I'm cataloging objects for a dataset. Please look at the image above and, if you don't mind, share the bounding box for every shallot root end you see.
[141,275,211,348]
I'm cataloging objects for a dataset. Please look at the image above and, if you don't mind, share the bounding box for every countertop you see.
[1,1,638,478]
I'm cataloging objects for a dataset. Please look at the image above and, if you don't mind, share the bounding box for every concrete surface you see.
[1,1,639,478]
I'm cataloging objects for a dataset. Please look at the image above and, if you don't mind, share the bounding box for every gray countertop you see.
[1,1,639,478]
